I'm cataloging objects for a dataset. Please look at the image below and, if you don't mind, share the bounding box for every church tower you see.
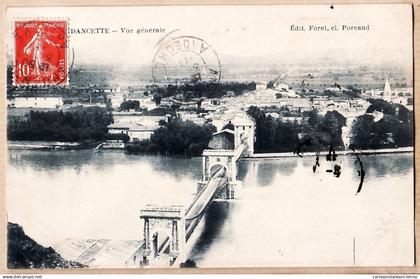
[383,78,392,102]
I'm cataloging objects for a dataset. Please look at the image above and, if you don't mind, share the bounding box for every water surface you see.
[7,150,414,267]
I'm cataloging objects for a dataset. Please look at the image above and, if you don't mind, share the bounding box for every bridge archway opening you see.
[150,229,170,257]
[202,152,236,181]
[139,206,186,266]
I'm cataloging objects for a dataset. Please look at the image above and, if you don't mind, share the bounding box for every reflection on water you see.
[7,149,414,267]
[7,150,201,246]
[189,152,414,267]
[358,153,413,178]
[237,158,298,187]
[8,149,202,180]
[187,201,231,261]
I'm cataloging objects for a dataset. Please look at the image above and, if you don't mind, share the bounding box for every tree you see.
[307,109,320,128]
[105,97,113,111]
[126,118,216,156]
[351,101,413,150]
[273,120,300,152]
[158,119,168,127]
[395,104,412,124]
[153,95,162,105]
[366,99,395,115]
[246,106,300,153]
[351,115,387,149]
[120,100,140,111]
[317,110,346,150]
[150,81,256,100]
[267,80,275,89]
[7,107,113,142]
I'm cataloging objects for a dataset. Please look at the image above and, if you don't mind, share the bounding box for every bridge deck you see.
[185,165,228,239]
[175,144,246,250]
[152,143,248,266]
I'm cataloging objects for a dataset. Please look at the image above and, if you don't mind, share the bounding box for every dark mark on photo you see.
[352,149,366,194]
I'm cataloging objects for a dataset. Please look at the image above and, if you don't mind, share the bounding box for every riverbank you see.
[7,141,102,150]
[245,146,413,159]
[7,141,414,159]
[7,222,85,269]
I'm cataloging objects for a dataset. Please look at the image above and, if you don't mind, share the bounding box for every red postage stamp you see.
[13,20,68,86]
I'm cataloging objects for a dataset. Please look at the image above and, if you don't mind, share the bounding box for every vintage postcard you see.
[4,4,414,269]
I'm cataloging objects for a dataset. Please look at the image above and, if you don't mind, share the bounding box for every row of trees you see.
[246,106,301,153]
[151,81,256,100]
[246,106,347,153]
[350,99,413,149]
[8,107,113,142]
[303,109,347,151]
[125,118,216,156]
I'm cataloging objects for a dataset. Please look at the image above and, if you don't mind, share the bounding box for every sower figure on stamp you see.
[23,24,60,80]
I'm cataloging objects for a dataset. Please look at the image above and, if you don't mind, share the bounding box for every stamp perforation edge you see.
[11,17,71,87]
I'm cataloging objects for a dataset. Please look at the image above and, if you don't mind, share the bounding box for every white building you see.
[107,115,167,141]
[108,122,156,141]
[213,113,256,155]
[284,98,312,112]
[230,113,256,156]
[266,112,281,119]
[157,97,170,107]
[392,97,408,106]
[282,116,305,124]
[367,110,384,122]
[12,96,64,108]
[109,94,126,109]
[177,111,206,125]
[105,87,120,93]
[109,94,156,111]
[133,97,157,111]
[274,83,298,98]
[256,82,267,90]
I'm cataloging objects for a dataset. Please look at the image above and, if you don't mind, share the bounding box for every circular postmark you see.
[152,35,221,86]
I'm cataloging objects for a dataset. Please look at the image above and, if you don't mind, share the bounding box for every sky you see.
[6,4,413,68]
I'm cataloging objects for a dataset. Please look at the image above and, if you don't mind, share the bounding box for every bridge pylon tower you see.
[198,149,243,199]
[139,205,186,266]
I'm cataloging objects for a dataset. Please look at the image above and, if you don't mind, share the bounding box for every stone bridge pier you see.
[198,149,242,199]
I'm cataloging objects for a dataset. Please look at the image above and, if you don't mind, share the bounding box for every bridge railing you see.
[185,165,226,220]
[234,143,247,161]
[184,166,228,240]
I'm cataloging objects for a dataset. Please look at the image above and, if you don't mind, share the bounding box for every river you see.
[7,149,414,267]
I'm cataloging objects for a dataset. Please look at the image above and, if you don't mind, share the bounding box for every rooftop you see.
[107,120,159,131]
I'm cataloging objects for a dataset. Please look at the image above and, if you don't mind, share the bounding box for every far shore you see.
[7,140,102,150]
[244,146,414,159]
[7,140,413,158]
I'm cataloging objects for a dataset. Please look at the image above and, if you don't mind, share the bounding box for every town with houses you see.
[6,67,413,151]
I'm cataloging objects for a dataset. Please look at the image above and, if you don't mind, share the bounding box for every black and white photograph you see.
[5,4,414,269]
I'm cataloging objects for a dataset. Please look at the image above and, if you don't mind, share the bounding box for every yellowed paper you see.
[1,2,417,273]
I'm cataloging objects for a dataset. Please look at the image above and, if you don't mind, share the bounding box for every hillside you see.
[7,222,85,269]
